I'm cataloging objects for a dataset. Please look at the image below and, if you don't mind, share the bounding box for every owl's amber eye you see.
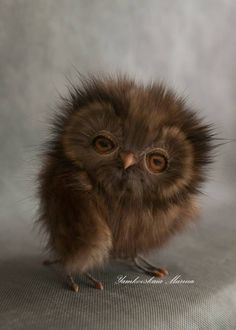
[93,135,116,154]
[145,151,168,173]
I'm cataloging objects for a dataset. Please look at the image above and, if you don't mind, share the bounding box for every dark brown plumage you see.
[38,75,215,291]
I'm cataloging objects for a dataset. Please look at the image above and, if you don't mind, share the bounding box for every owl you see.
[38,76,214,291]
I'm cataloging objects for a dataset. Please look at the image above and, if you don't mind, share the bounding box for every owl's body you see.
[38,76,213,286]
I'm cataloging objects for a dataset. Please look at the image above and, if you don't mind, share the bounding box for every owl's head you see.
[57,76,214,203]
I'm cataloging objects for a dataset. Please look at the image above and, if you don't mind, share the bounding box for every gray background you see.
[0,1,236,329]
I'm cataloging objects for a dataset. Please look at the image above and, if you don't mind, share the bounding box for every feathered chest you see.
[86,164,199,258]
[98,193,196,258]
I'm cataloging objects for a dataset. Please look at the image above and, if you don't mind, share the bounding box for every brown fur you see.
[37,76,214,275]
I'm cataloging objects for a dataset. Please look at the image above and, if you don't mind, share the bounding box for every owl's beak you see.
[120,152,136,170]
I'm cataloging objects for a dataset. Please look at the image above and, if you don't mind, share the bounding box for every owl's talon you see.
[137,256,168,276]
[67,274,80,293]
[134,257,168,278]
[157,268,168,276]
[95,281,104,290]
[151,270,165,278]
[86,272,104,290]
[71,283,80,292]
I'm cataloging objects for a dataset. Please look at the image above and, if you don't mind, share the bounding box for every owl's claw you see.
[67,274,80,292]
[86,272,104,290]
[134,256,168,278]
[71,283,80,292]
[43,260,103,291]
[151,270,167,278]
[95,281,104,290]
[43,260,80,292]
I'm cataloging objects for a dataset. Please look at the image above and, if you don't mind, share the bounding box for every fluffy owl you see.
[38,76,214,291]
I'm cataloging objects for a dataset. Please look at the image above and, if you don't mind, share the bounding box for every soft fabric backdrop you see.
[0,1,235,329]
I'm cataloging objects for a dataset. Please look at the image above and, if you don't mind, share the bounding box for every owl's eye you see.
[145,151,168,173]
[93,135,116,154]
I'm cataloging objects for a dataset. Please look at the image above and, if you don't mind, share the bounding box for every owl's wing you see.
[38,160,112,275]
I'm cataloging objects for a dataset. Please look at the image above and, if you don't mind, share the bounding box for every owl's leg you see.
[133,257,163,277]
[134,256,168,277]
[67,274,80,292]
[42,258,80,292]
[85,273,104,290]
[43,259,80,292]
[137,256,168,276]
[43,260,102,291]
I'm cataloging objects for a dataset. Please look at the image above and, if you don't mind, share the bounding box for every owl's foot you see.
[67,274,80,292]
[134,256,168,278]
[86,272,104,290]
[43,260,80,292]
[43,260,103,291]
